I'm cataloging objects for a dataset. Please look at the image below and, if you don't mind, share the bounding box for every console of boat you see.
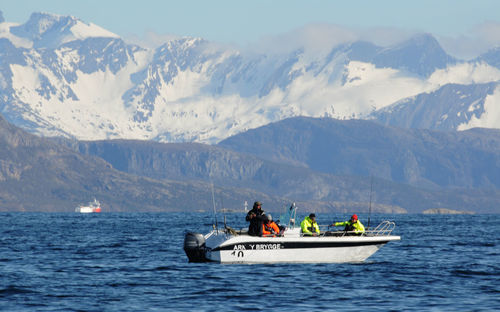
[184,204,400,264]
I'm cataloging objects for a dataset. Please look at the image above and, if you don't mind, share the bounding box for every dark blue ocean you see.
[1,212,499,311]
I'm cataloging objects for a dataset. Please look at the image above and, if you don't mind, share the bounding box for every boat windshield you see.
[279,203,297,229]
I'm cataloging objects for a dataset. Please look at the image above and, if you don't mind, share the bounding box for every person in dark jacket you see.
[246,201,264,236]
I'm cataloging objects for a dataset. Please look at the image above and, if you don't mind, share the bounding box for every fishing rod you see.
[368,175,373,230]
[220,192,227,229]
[211,181,219,234]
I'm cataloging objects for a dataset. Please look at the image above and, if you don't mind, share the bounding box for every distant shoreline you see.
[422,208,475,215]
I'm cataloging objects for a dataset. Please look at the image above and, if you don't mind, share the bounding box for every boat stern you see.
[183,232,208,262]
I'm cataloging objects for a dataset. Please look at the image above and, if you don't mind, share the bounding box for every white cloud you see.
[437,22,500,60]
[247,24,416,56]
[258,22,500,61]
[429,62,500,85]
[124,31,181,48]
[123,22,500,61]
[473,21,500,44]
[356,26,415,47]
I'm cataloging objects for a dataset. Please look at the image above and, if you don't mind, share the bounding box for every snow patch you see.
[10,64,41,101]
[69,21,119,41]
[289,61,434,119]
[160,66,212,102]
[468,99,481,112]
[0,22,33,48]
[458,85,500,130]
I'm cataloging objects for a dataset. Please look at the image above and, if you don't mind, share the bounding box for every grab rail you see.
[217,221,396,237]
[320,220,396,237]
[365,221,396,236]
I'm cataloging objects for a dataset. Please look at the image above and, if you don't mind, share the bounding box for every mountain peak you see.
[404,33,440,46]
[10,11,118,48]
[161,37,207,51]
[476,46,500,69]
[14,12,78,37]
[373,33,455,76]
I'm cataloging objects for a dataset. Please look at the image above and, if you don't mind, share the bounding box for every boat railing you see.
[317,220,396,237]
[365,220,396,236]
[216,222,396,238]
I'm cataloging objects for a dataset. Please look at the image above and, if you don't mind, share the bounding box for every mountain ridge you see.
[61,117,500,214]
[2,11,500,143]
[0,113,287,212]
[1,113,499,213]
[370,82,500,130]
[218,116,500,189]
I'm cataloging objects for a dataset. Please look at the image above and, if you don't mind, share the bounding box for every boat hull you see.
[203,232,400,263]
[77,207,95,213]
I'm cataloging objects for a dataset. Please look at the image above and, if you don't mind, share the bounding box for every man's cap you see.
[351,214,358,221]
[309,213,316,218]
[254,201,262,206]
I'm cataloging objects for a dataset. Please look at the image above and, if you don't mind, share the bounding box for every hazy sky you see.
[2,0,500,58]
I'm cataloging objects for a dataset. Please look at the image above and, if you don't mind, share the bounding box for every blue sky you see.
[2,0,500,58]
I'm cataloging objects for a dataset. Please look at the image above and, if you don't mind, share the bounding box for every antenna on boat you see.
[211,181,219,234]
[368,175,373,229]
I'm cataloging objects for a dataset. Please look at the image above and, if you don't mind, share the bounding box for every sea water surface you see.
[0,212,499,311]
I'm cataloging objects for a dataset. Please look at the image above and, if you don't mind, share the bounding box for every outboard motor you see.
[183,232,207,262]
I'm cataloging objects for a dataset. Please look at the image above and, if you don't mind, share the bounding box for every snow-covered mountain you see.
[1,11,500,143]
[370,82,500,130]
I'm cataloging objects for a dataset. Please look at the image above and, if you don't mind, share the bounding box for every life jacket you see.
[300,216,320,235]
[335,220,365,233]
[262,221,280,236]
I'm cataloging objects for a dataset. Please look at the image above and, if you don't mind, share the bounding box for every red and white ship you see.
[75,198,102,213]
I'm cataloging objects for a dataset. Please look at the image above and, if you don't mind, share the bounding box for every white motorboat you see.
[184,204,400,264]
[75,198,102,213]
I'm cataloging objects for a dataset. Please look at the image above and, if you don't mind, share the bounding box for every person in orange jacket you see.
[262,214,280,236]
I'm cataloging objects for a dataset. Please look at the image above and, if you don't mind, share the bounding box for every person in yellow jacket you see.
[301,213,320,236]
[331,214,365,235]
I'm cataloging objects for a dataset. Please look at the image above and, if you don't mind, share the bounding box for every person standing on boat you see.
[246,201,264,236]
[301,213,320,236]
[331,214,365,235]
[262,214,280,236]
